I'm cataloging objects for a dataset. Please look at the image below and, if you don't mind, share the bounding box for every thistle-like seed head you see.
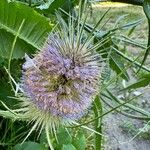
[21,14,102,127]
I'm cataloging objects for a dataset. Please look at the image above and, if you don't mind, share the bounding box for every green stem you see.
[29,0,31,6]
[148,20,150,46]
[7,19,25,92]
[93,96,103,150]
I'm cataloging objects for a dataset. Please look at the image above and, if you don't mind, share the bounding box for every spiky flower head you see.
[21,15,101,129]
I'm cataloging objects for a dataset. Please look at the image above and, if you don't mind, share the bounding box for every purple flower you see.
[21,19,101,126]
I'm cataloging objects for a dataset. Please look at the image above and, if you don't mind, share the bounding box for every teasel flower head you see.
[21,21,101,125]
[16,4,102,149]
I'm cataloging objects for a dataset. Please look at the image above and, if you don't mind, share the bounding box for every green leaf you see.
[14,141,47,150]
[122,74,150,90]
[110,47,129,80]
[117,19,143,30]
[37,0,77,16]
[40,131,47,144]
[140,0,150,71]
[143,0,150,20]
[38,0,66,13]
[113,14,129,28]
[138,43,150,72]
[0,0,53,59]
[37,0,55,10]
[96,37,129,80]
[61,144,77,150]
[0,29,35,59]
[57,127,72,145]
[72,130,86,150]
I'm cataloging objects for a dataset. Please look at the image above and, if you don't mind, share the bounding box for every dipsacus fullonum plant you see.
[4,3,103,149]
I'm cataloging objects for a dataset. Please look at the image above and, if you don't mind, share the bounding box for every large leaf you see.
[0,0,53,59]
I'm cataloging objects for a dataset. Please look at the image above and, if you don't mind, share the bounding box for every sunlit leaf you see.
[0,0,53,59]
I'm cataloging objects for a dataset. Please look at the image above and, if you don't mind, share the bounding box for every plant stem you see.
[29,0,31,6]
[93,96,103,150]
[7,19,25,93]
